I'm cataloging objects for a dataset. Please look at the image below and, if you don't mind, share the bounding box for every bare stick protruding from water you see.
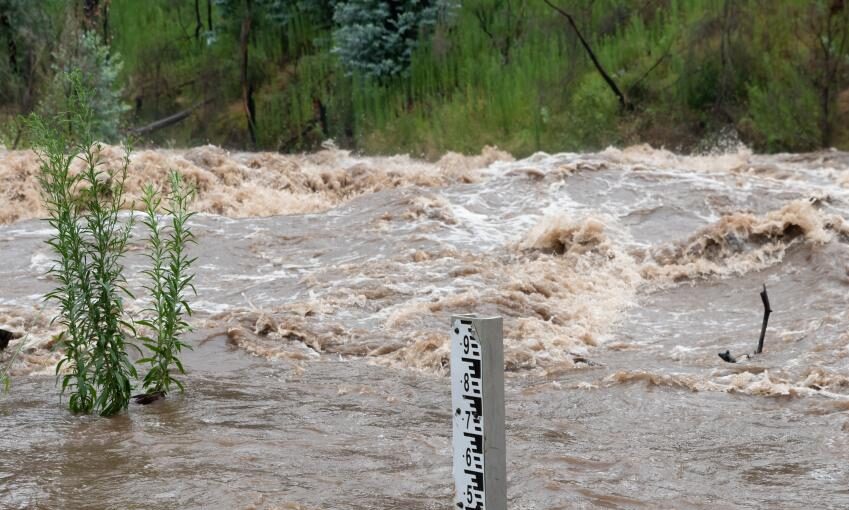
[756,284,772,354]
[718,285,773,363]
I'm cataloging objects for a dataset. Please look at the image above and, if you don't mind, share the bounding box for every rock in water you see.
[718,350,737,363]
[0,329,12,351]
[131,391,166,405]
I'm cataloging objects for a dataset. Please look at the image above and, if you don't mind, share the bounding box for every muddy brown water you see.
[2,145,849,508]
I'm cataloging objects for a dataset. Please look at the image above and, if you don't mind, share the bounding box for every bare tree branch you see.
[128,98,212,135]
[756,284,772,354]
[194,0,204,40]
[543,0,630,110]
[240,0,257,145]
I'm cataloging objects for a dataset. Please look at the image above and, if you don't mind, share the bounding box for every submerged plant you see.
[30,71,137,416]
[78,141,137,416]
[138,171,196,396]
[1,334,26,394]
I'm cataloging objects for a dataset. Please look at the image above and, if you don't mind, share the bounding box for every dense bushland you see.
[1,1,848,156]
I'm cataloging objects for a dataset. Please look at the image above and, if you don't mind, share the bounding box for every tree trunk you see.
[822,10,833,148]
[102,0,110,42]
[129,99,212,135]
[717,0,731,109]
[756,285,772,354]
[207,0,213,33]
[313,97,328,136]
[822,79,831,147]
[82,0,100,33]
[0,13,18,74]
[14,50,39,148]
[240,0,257,145]
[194,0,203,40]
[543,0,630,110]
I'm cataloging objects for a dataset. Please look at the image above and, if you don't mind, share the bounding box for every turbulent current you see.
[2,144,849,508]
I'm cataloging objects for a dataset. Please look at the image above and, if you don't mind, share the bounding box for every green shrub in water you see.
[29,72,137,416]
[138,172,197,396]
[30,71,198,414]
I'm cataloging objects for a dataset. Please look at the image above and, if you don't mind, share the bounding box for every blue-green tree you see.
[333,0,454,79]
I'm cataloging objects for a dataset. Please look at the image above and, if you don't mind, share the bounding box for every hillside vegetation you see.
[1,0,848,157]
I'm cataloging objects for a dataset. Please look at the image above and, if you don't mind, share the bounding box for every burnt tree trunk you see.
[82,0,99,32]
[240,0,257,145]
[822,73,832,148]
[815,1,848,148]
[473,1,526,66]
[756,284,772,354]
[313,97,328,136]
[13,49,39,149]
[0,13,18,74]
[207,0,213,33]
[102,0,110,41]
[194,0,203,40]
[819,10,834,148]
[715,0,734,116]
[1,10,41,148]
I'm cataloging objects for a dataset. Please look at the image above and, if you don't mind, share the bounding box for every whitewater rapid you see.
[3,144,849,508]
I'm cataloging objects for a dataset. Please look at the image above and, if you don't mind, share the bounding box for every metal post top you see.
[451,313,503,321]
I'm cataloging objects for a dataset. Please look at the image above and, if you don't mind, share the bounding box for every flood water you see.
[2,145,849,508]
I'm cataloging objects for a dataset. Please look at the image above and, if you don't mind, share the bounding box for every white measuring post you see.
[450,314,505,510]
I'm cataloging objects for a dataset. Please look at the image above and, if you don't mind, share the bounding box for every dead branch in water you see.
[132,391,166,405]
[756,284,772,354]
[718,284,772,363]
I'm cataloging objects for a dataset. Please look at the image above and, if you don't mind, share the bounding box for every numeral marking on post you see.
[452,319,485,509]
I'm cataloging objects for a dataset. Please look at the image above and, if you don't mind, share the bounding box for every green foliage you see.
[138,172,196,395]
[747,64,822,152]
[29,72,137,416]
[28,71,201,413]
[39,28,129,143]
[0,0,63,147]
[0,334,26,394]
[332,0,454,79]
[567,74,620,149]
[0,0,57,103]
[8,0,846,154]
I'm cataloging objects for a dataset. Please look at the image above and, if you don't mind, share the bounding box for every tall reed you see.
[138,171,196,395]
